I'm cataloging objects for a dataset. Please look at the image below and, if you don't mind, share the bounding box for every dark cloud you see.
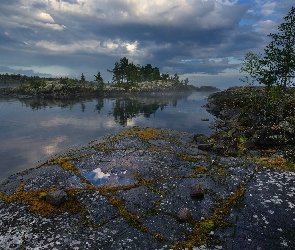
[0,0,292,79]
[0,66,52,77]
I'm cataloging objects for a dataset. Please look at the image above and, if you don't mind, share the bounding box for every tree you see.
[239,7,295,143]
[240,52,264,86]
[264,6,295,88]
[80,73,85,83]
[94,71,104,89]
[240,6,295,88]
[172,73,180,85]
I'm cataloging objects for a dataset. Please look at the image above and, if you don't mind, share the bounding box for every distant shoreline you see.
[0,78,220,99]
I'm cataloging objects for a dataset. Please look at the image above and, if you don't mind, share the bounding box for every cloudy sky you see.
[0,0,293,86]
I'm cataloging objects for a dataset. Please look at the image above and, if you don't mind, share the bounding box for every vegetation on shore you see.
[0,58,201,98]
[205,7,295,170]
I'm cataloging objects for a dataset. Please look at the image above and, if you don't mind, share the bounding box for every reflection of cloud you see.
[43,135,68,155]
[92,167,110,180]
[40,116,117,130]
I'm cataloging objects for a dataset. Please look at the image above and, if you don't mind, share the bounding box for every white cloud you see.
[35,12,55,23]
[35,39,144,57]
[92,167,110,180]
[254,19,277,35]
[261,2,277,16]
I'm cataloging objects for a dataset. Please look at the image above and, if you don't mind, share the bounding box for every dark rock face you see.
[190,183,205,199]
[0,127,294,249]
[197,144,213,151]
[46,190,68,206]
[177,208,192,222]
[193,134,208,144]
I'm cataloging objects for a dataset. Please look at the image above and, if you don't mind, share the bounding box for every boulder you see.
[190,183,205,199]
[177,208,192,222]
[46,190,68,206]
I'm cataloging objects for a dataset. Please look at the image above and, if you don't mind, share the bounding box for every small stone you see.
[177,208,192,222]
[46,190,68,206]
[190,183,205,199]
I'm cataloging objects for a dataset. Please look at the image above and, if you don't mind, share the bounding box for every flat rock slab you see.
[0,127,294,249]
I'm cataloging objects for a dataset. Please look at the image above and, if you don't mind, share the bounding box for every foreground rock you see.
[0,127,294,249]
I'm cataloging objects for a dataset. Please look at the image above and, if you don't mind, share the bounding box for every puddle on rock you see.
[82,168,110,186]
[82,166,137,186]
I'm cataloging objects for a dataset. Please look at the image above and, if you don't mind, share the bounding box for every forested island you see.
[0,58,218,99]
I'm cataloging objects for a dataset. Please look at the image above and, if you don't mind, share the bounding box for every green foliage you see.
[240,7,295,88]
[22,78,44,90]
[94,71,104,90]
[239,6,295,143]
[237,133,247,157]
[108,57,176,85]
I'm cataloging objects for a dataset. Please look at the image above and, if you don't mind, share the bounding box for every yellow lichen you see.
[7,188,82,216]
[217,167,227,178]
[254,156,295,172]
[194,166,208,175]
[38,191,47,201]
[57,158,92,185]
[117,127,163,141]
[179,154,206,162]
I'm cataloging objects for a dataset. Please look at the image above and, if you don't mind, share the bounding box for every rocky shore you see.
[1,86,294,249]
[0,77,219,99]
[0,125,294,249]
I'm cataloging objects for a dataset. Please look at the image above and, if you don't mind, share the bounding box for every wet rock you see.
[193,134,208,144]
[198,144,213,151]
[244,140,256,149]
[190,183,205,199]
[177,208,192,222]
[46,190,68,206]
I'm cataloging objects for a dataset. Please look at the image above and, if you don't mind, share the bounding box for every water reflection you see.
[112,97,176,126]
[82,167,110,186]
[0,91,216,182]
[82,166,136,187]
[18,94,187,127]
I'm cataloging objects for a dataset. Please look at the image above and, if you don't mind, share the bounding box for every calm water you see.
[0,91,217,181]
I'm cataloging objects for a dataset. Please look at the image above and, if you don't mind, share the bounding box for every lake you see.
[0,91,218,182]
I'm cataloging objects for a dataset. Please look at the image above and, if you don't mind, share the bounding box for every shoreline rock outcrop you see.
[0,126,294,249]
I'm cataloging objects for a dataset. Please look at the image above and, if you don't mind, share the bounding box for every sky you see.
[0,0,294,86]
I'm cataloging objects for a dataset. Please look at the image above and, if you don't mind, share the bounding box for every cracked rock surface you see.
[0,127,294,249]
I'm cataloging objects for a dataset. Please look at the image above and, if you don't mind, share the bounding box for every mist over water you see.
[184,74,245,91]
